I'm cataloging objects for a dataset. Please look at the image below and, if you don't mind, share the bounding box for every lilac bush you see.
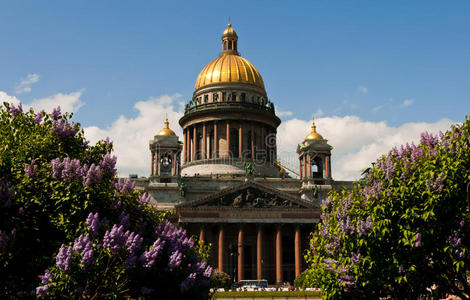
[0,102,212,298]
[36,213,212,298]
[304,117,470,299]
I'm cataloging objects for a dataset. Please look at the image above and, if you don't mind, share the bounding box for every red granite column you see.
[303,156,307,179]
[172,153,176,176]
[199,225,205,244]
[307,155,312,178]
[251,123,255,158]
[192,126,197,161]
[183,129,187,163]
[257,225,263,280]
[276,225,283,284]
[151,152,155,176]
[238,122,243,158]
[226,121,230,157]
[156,152,160,176]
[202,122,207,159]
[238,226,244,281]
[218,226,224,272]
[295,226,301,278]
[214,121,218,158]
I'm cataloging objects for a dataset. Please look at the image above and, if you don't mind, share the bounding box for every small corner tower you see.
[150,118,182,183]
[297,120,333,202]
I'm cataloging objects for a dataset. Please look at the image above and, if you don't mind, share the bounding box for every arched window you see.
[312,157,323,178]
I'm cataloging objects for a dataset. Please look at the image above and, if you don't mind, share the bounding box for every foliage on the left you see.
[0,103,212,298]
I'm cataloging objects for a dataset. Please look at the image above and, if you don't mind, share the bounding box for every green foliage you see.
[305,117,470,299]
[210,271,232,290]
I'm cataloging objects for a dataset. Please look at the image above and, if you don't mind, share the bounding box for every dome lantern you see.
[305,120,324,141]
[221,23,238,55]
[157,118,176,136]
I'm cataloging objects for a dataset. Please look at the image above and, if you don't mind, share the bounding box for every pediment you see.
[177,180,313,209]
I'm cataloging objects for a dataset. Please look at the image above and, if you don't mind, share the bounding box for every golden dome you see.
[157,118,176,136]
[195,24,265,91]
[305,121,324,141]
[223,23,238,38]
[195,55,265,90]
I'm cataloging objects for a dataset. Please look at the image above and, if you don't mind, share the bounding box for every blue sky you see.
[1,1,469,179]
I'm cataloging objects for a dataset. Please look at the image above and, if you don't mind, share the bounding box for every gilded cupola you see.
[157,118,176,136]
[194,24,265,91]
[305,120,324,141]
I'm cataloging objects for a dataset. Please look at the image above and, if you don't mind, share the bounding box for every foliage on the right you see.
[304,116,470,299]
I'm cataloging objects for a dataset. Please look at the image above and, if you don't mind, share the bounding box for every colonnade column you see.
[218,226,224,272]
[307,155,312,177]
[214,121,218,158]
[151,153,155,176]
[185,128,190,162]
[295,226,302,278]
[275,225,283,284]
[303,156,307,179]
[192,126,197,161]
[203,123,207,159]
[226,121,231,157]
[172,153,176,175]
[199,225,205,244]
[238,123,243,158]
[256,225,263,280]
[238,226,244,281]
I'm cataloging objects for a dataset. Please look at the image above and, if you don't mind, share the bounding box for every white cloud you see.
[277,110,293,117]
[15,73,40,94]
[0,90,85,114]
[401,99,414,107]
[30,90,85,113]
[84,94,183,177]
[358,86,368,94]
[372,105,384,113]
[277,116,454,181]
[314,108,324,117]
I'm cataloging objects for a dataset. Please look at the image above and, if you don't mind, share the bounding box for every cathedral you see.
[135,23,352,285]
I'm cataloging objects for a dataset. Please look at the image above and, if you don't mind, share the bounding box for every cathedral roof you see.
[194,24,265,91]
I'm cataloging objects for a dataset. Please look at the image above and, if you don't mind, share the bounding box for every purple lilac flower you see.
[103,224,129,253]
[459,219,465,228]
[425,172,445,192]
[9,103,22,117]
[84,164,102,187]
[73,234,90,253]
[52,106,61,120]
[125,255,137,269]
[398,266,405,274]
[339,274,356,286]
[447,234,462,248]
[414,233,422,248]
[351,251,362,265]
[139,193,153,208]
[38,269,53,285]
[24,160,38,177]
[34,110,44,124]
[140,238,165,268]
[80,244,94,269]
[99,153,117,176]
[50,157,88,181]
[86,212,101,237]
[180,272,197,292]
[168,250,183,270]
[52,118,78,139]
[357,216,372,235]
[119,212,130,229]
[56,244,73,271]
[113,178,136,194]
[126,231,143,255]
[0,230,9,248]
[36,284,50,297]
[203,265,213,277]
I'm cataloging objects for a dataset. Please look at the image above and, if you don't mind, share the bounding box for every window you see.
[251,95,255,103]
[204,94,208,103]
[231,92,237,101]
[229,128,239,157]
[228,40,232,50]
[222,92,226,101]
[212,93,218,102]
[240,93,245,102]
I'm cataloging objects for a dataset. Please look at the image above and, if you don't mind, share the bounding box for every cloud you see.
[15,73,40,94]
[401,99,414,107]
[30,90,85,113]
[277,110,293,117]
[84,94,183,177]
[372,105,384,113]
[357,86,368,94]
[277,116,454,181]
[0,90,85,114]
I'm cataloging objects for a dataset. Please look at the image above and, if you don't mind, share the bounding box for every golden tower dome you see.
[305,121,324,141]
[157,118,176,136]
[195,24,265,90]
